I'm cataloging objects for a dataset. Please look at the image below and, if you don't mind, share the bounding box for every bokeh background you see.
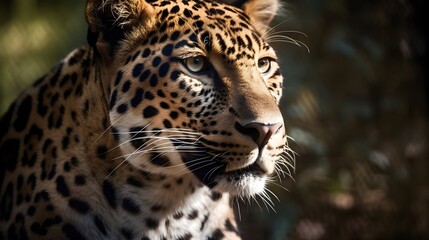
[1,0,428,239]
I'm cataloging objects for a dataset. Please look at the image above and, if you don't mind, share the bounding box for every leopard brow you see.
[179,31,212,53]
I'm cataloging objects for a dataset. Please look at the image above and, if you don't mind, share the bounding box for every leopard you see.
[0,0,294,239]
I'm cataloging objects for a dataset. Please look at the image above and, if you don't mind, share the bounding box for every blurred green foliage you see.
[0,0,86,112]
[0,0,428,239]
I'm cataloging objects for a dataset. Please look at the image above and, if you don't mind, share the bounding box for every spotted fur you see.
[0,0,293,239]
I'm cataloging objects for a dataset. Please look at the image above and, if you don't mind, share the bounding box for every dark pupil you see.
[194,57,202,65]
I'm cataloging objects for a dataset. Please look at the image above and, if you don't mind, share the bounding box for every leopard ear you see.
[222,0,281,34]
[85,0,156,48]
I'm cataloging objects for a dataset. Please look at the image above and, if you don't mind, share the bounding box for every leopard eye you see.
[185,56,206,73]
[257,57,272,74]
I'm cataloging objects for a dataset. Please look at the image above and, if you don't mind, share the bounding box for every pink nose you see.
[240,122,283,149]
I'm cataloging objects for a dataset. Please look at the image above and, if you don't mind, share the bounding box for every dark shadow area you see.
[241,0,429,239]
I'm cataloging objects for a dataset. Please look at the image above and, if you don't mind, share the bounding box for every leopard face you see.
[100,0,290,197]
[0,0,294,238]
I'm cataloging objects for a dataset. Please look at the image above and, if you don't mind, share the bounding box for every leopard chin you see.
[214,167,269,197]
[181,150,271,197]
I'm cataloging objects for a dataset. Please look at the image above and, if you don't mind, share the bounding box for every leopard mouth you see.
[181,150,268,192]
[223,159,266,180]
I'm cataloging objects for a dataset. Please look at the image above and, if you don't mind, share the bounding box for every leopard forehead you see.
[118,0,274,64]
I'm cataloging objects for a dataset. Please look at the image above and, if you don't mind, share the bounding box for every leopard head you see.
[86,0,292,197]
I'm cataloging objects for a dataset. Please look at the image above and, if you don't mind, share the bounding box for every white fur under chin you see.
[215,174,267,197]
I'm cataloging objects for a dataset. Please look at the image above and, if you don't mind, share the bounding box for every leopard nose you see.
[236,122,283,149]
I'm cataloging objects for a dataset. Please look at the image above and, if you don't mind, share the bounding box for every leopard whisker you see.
[264,187,280,203]
[266,30,308,38]
[250,194,263,212]
[175,160,217,176]
[123,149,205,159]
[262,18,310,52]
[149,146,205,165]
[112,126,201,140]
[104,138,145,180]
[281,145,297,168]
[234,198,242,222]
[286,135,296,141]
[260,188,277,213]
[268,180,290,192]
[144,136,202,150]
[149,147,205,152]
[277,158,295,181]
[260,19,291,39]
[203,165,224,183]
[103,124,153,153]
[110,136,164,152]
[274,165,285,180]
[116,135,169,163]
[283,145,297,158]
[162,155,213,170]
[93,114,128,144]
[276,165,292,180]
[280,155,296,173]
[259,189,276,213]
[120,136,204,157]
[191,152,224,172]
[123,128,202,136]
[278,154,295,170]
[266,36,310,53]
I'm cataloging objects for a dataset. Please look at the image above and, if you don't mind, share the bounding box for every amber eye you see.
[257,57,272,74]
[185,56,206,73]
